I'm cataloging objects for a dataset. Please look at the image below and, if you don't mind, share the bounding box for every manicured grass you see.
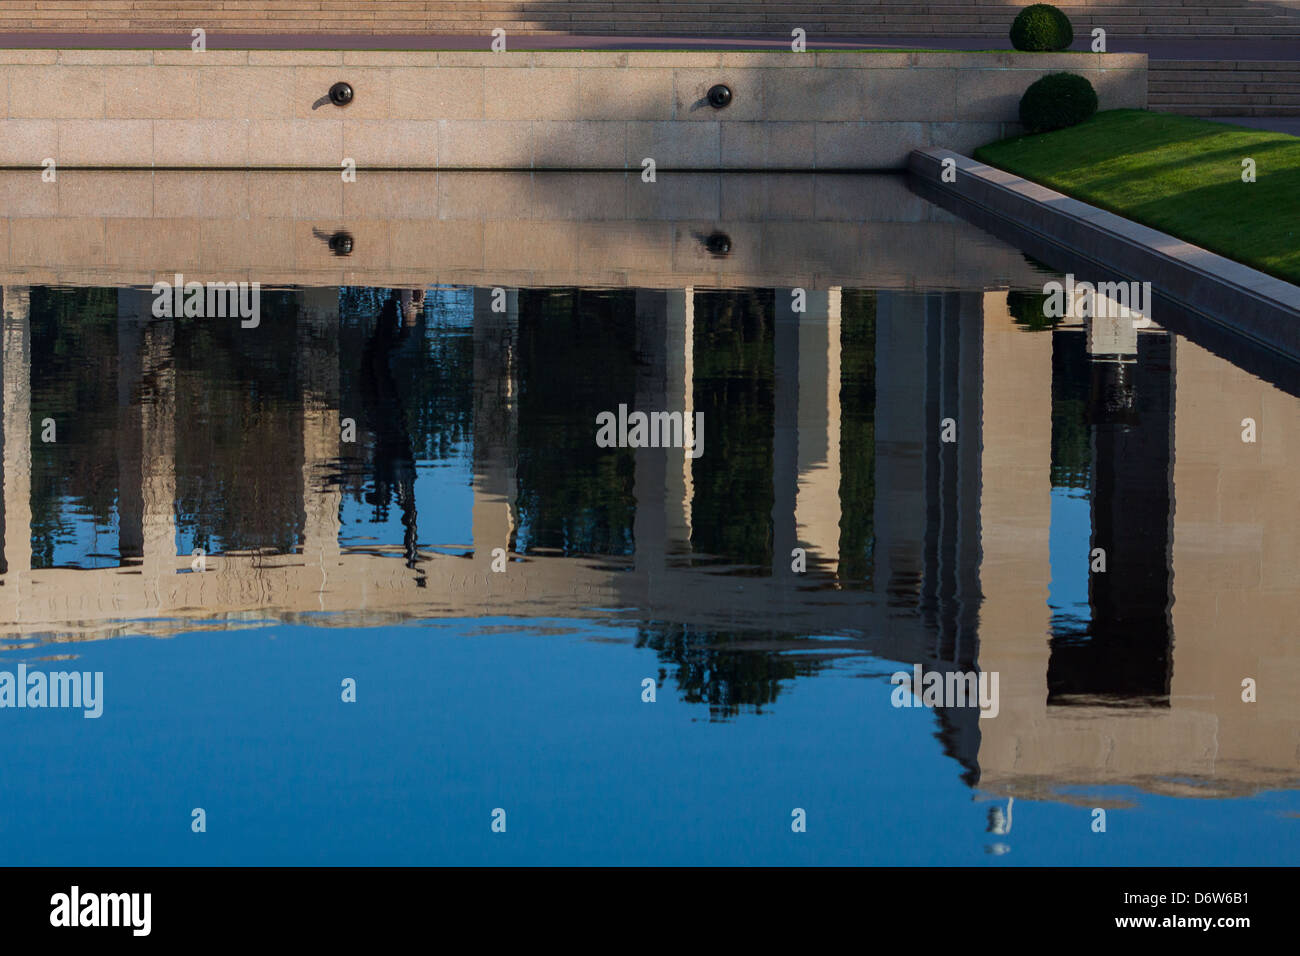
[974,109,1300,285]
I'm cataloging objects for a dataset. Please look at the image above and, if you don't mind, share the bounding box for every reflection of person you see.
[361,291,422,568]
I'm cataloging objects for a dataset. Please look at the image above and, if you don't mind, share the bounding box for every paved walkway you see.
[1203,115,1300,134]
[0,32,1297,58]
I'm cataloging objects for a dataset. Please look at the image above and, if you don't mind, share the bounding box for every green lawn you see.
[974,109,1300,285]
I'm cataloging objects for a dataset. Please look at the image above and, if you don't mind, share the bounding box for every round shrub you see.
[1010,4,1074,52]
[1019,72,1098,132]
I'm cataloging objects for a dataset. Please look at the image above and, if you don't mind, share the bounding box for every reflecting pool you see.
[0,172,1296,865]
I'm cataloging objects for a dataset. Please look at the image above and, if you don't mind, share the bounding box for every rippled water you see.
[0,173,1297,865]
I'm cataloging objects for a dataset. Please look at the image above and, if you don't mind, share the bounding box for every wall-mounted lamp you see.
[328,81,354,107]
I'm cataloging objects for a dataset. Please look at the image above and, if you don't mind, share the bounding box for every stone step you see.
[1149,58,1300,111]
[1159,75,1300,85]
[1153,60,1300,71]
[13,22,1298,35]
[1151,103,1300,114]
[1151,85,1300,97]
[6,0,1300,36]
[1150,90,1300,103]
[1151,76,1300,87]
[1152,68,1300,79]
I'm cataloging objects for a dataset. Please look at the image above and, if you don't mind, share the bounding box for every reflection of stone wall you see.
[1169,338,1300,784]
[0,170,1051,291]
[2,287,32,585]
[977,308,1300,798]
[973,291,1055,792]
[872,293,927,605]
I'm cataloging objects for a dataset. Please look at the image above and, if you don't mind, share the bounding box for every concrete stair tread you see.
[1151,82,1300,91]
[1153,104,1300,113]
[1153,60,1300,68]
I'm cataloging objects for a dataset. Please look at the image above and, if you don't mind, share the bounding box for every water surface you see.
[0,173,1297,865]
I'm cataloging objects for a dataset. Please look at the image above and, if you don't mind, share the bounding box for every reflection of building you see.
[977,292,1300,800]
[0,284,1297,798]
[2,287,32,582]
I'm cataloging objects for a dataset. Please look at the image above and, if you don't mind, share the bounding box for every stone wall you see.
[0,49,1147,170]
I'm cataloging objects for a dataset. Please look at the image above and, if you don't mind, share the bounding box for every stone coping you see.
[0,48,1144,67]
[909,146,1300,360]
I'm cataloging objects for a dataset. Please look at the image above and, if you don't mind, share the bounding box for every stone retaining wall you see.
[0,49,1147,169]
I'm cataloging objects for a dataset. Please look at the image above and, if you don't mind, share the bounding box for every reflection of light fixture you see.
[703,231,731,257]
[313,228,355,256]
[328,231,354,256]
[707,84,733,109]
[328,81,354,107]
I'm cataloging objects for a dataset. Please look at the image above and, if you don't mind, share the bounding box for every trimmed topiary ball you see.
[1010,4,1074,52]
[1019,72,1099,132]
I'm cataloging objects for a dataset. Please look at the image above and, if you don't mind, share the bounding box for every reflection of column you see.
[772,290,800,573]
[974,290,1053,790]
[472,287,519,562]
[117,291,145,563]
[634,290,668,576]
[873,292,926,605]
[140,314,176,607]
[925,292,982,662]
[2,287,32,582]
[935,291,982,660]
[299,288,342,587]
[664,288,694,554]
[920,292,983,765]
[1050,331,1172,700]
[795,287,841,576]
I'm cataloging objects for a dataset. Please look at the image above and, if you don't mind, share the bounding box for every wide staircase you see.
[4,1,1297,119]
[4,0,1300,37]
[1149,59,1300,115]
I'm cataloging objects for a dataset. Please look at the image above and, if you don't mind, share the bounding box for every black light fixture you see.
[328,81,354,107]
[707,84,733,109]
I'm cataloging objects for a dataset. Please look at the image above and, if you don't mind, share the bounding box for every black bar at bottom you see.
[0,866,1277,941]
